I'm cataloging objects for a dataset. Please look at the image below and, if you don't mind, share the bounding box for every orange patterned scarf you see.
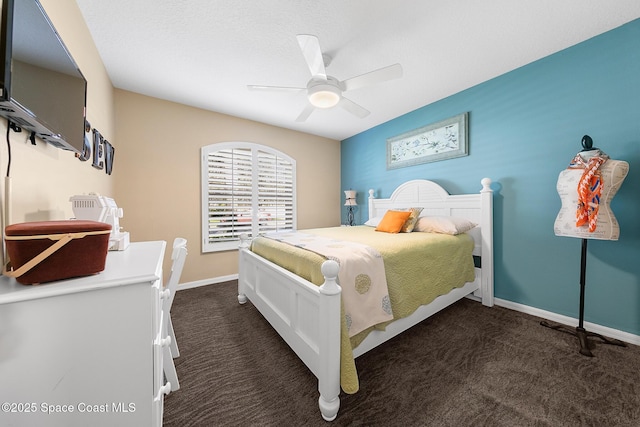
[568,151,608,232]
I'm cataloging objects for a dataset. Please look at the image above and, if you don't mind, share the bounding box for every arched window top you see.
[201,142,296,252]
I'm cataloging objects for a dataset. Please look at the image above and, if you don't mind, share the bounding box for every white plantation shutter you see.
[256,150,295,234]
[202,142,296,252]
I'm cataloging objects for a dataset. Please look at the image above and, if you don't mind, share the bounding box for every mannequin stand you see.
[540,238,627,357]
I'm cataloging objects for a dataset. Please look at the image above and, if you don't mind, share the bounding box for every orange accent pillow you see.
[375,210,412,233]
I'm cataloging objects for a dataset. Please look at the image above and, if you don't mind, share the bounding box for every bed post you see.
[480,178,494,307]
[237,233,250,304]
[317,260,341,421]
[367,189,376,221]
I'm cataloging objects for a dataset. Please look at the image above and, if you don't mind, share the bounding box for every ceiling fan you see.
[248,34,403,122]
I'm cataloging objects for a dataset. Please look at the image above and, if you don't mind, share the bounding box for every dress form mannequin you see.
[542,136,628,356]
[554,149,629,240]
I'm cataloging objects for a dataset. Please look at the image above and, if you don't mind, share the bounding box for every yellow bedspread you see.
[250,225,475,394]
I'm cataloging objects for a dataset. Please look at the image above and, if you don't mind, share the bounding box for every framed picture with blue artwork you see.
[386,112,468,169]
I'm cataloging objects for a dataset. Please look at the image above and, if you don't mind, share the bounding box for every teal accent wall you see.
[340,19,640,336]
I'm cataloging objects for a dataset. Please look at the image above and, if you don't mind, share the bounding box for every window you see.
[201,142,296,252]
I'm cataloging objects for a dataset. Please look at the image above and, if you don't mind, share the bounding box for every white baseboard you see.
[177,274,238,291]
[175,278,640,346]
[495,298,640,346]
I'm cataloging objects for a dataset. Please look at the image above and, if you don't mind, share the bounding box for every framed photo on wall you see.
[386,112,468,169]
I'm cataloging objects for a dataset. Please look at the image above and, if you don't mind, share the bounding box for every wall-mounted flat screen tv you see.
[0,0,87,154]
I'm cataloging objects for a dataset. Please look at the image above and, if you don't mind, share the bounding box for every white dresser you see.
[0,240,168,427]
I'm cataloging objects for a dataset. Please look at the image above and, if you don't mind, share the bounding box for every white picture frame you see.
[387,112,468,169]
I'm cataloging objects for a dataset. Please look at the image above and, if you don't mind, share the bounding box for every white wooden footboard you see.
[238,236,342,421]
[236,178,494,421]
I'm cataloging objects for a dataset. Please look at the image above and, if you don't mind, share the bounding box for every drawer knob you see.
[157,335,172,347]
[155,382,172,401]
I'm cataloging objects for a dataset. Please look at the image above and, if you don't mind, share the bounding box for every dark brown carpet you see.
[163,282,640,427]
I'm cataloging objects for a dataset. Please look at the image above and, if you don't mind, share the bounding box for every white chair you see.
[161,237,187,392]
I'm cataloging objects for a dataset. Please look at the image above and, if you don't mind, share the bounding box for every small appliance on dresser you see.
[70,193,130,251]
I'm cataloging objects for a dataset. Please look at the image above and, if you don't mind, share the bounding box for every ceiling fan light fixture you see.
[249,35,402,121]
[308,83,341,108]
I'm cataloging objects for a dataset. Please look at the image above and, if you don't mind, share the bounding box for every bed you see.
[237,178,494,421]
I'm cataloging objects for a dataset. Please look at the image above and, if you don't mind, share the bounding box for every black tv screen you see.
[0,0,87,154]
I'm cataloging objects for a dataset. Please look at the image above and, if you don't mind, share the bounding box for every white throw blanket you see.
[263,232,393,336]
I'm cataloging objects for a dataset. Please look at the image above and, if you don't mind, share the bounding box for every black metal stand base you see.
[540,320,627,357]
[542,238,627,357]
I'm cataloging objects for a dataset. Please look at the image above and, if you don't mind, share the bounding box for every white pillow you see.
[364,216,383,227]
[414,216,477,235]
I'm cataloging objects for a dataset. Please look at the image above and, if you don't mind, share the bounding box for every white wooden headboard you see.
[368,178,494,306]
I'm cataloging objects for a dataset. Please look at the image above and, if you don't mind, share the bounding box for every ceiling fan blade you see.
[339,97,370,118]
[295,103,316,122]
[247,84,305,93]
[297,34,326,79]
[340,63,403,92]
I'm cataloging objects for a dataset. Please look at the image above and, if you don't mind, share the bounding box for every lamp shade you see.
[344,190,357,206]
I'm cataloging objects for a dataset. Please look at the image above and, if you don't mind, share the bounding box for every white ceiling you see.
[75,0,640,141]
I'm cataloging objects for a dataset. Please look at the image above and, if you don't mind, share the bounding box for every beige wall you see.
[0,0,114,264]
[0,0,340,284]
[113,90,341,284]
